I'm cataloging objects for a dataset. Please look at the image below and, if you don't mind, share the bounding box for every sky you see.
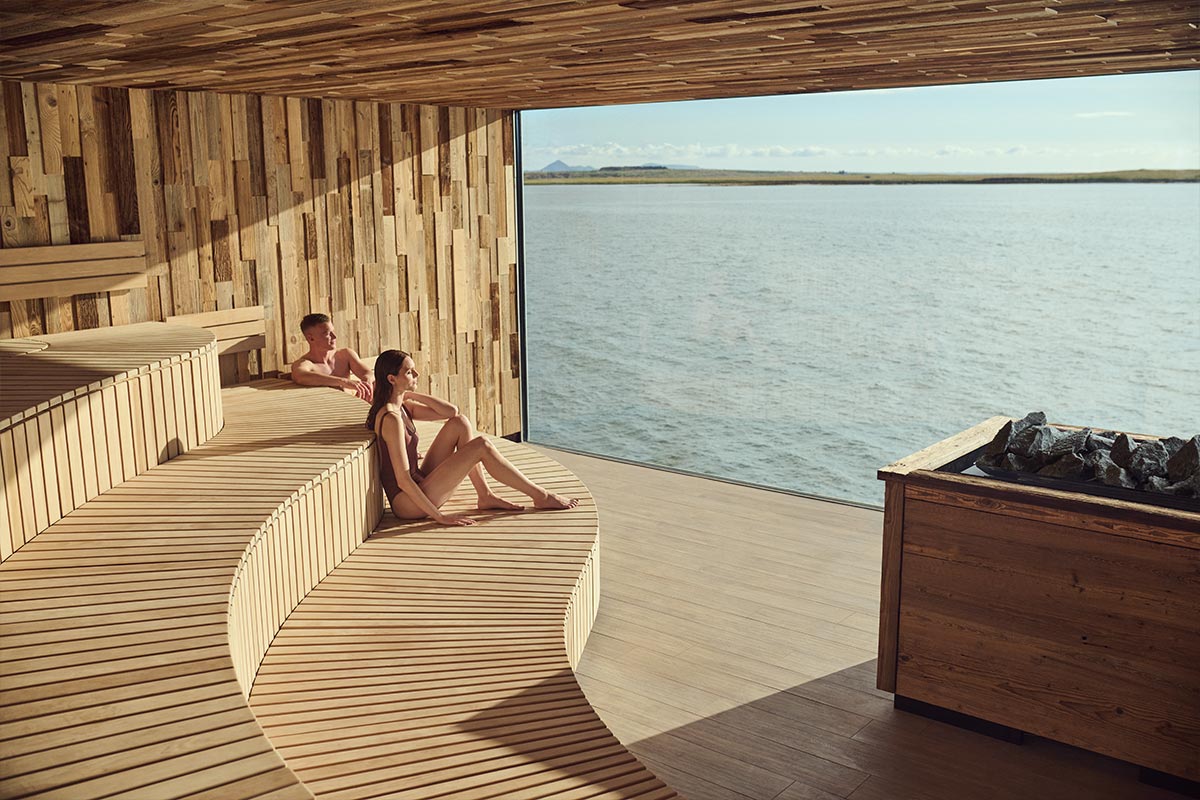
[520,71,1200,174]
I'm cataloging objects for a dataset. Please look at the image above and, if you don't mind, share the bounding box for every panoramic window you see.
[520,72,1200,507]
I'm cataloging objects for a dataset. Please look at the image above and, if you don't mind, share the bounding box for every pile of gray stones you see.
[976,411,1200,498]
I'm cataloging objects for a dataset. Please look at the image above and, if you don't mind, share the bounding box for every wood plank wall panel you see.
[0,79,522,436]
[0,3,1195,109]
[0,322,220,563]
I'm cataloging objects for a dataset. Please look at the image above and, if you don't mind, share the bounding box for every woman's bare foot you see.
[533,491,579,510]
[478,493,525,512]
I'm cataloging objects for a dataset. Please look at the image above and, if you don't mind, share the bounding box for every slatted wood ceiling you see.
[0,322,220,562]
[0,2,1196,108]
[0,78,522,436]
[0,379,381,799]
[250,426,680,799]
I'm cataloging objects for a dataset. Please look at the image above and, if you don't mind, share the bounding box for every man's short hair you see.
[300,313,331,333]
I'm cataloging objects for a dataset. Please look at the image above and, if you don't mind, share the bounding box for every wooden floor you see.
[535,447,1184,800]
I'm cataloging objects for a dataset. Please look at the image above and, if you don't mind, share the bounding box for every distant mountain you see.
[539,160,594,172]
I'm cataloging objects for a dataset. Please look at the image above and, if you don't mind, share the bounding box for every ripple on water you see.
[524,183,1200,506]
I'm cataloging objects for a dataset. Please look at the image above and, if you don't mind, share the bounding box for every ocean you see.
[521,183,1200,507]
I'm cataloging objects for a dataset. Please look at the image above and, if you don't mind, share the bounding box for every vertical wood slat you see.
[876,479,905,692]
[226,432,381,697]
[1,78,521,435]
[0,324,220,562]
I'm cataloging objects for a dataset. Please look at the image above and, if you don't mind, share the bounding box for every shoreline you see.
[524,168,1200,186]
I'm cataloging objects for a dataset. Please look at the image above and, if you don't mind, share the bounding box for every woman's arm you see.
[380,413,464,525]
[404,392,458,420]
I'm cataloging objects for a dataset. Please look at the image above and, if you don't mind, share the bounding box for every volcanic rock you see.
[1010,424,1057,461]
[1166,436,1200,482]
[1090,452,1137,489]
[1110,433,1139,469]
[1129,440,1169,480]
[1001,453,1039,473]
[1144,476,1172,494]
[1038,452,1086,480]
[1161,437,1187,458]
[984,420,1015,458]
[1168,472,1200,497]
[973,412,1196,502]
[1048,428,1091,459]
[1018,411,1048,429]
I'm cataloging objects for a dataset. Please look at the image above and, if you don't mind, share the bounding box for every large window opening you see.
[519,73,1200,507]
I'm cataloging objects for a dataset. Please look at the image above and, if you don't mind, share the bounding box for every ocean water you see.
[522,183,1200,506]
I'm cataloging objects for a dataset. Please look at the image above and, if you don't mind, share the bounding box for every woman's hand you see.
[435,513,477,527]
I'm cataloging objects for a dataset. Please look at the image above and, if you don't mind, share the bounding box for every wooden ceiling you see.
[0,1,1197,109]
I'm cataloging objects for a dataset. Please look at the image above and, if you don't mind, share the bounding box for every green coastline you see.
[524,167,1200,185]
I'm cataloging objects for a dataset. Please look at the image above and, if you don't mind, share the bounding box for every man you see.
[290,313,374,402]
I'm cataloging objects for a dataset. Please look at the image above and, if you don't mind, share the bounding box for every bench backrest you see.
[166,306,267,356]
[0,242,148,302]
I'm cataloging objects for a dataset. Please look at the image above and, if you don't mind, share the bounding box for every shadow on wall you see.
[0,80,521,435]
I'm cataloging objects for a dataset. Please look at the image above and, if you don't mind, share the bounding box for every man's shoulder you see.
[291,352,323,372]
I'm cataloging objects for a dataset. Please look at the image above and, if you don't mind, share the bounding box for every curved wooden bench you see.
[249,428,681,799]
[0,322,221,562]
[0,380,382,799]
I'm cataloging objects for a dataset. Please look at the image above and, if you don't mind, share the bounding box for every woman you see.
[368,349,578,526]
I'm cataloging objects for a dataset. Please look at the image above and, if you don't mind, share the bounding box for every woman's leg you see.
[392,436,577,519]
[420,414,523,510]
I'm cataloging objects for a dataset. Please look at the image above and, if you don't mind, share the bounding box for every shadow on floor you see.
[602,660,1185,800]
[458,668,679,796]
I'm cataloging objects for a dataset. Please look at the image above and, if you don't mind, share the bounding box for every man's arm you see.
[345,349,374,382]
[291,360,372,401]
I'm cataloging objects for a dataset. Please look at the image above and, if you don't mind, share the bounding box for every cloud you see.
[547,142,837,160]
[531,140,1199,169]
[1073,111,1134,119]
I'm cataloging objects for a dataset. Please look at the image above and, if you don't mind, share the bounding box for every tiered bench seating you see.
[249,427,681,799]
[1,338,381,798]
[0,322,220,561]
[1,324,680,799]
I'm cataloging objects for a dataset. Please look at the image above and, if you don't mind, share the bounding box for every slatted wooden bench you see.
[248,425,682,800]
[166,306,267,358]
[0,377,382,799]
[0,322,220,562]
[1,328,678,798]
[0,242,148,303]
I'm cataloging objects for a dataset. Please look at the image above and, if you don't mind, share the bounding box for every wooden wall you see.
[0,80,522,436]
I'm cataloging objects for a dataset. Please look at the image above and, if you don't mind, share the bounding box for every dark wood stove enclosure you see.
[877,417,1200,784]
